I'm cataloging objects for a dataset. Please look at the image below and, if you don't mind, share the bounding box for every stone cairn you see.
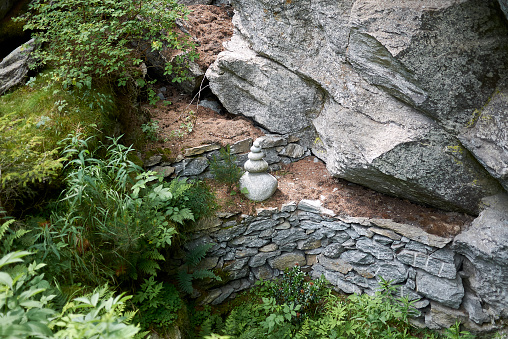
[239,139,278,201]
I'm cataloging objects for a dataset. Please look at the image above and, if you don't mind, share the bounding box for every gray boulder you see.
[206,0,508,214]
[453,193,508,318]
[0,39,35,95]
[459,87,508,191]
[206,34,325,135]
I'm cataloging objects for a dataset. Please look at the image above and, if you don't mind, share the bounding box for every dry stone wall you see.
[143,133,310,179]
[185,194,508,333]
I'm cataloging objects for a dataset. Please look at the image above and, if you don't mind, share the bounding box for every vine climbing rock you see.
[239,139,278,201]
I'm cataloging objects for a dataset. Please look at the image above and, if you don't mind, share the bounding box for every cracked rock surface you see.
[206,0,508,214]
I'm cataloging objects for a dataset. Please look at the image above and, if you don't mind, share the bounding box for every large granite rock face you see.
[207,34,325,135]
[206,0,508,214]
[459,87,508,191]
[453,193,508,318]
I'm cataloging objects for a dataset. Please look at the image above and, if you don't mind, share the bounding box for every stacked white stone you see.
[239,139,278,201]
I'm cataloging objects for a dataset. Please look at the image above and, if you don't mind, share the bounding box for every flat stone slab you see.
[370,219,452,248]
[297,199,336,216]
[230,138,253,154]
[152,165,175,178]
[184,144,220,157]
[269,252,306,270]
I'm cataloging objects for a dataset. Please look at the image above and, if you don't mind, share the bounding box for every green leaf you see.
[0,272,13,288]
[136,78,146,87]
[0,251,31,269]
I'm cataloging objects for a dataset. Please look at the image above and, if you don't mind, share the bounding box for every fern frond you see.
[138,260,160,276]
[0,219,15,242]
[186,243,214,268]
[144,249,164,261]
[14,229,30,241]
[168,177,192,201]
[170,207,194,224]
[192,269,221,282]
[123,310,138,324]
[177,269,193,294]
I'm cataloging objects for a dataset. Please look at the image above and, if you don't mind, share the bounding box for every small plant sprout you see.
[141,120,159,141]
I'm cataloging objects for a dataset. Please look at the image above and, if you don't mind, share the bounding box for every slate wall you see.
[185,198,506,333]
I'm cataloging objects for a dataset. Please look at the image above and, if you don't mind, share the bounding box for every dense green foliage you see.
[195,266,474,339]
[26,133,215,286]
[18,0,197,90]
[133,277,183,331]
[177,243,222,295]
[258,265,327,321]
[0,77,116,213]
[0,221,141,338]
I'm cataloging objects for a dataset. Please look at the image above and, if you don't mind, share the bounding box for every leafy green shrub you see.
[207,277,475,339]
[209,146,244,191]
[30,133,217,286]
[191,304,224,338]
[47,134,183,283]
[0,246,140,339]
[0,250,55,338]
[0,218,31,255]
[18,0,197,90]
[256,264,327,321]
[141,120,160,141]
[133,277,182,332]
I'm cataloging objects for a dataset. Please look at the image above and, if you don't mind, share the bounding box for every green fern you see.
[192,269,220,281]
[177,269,194,294]
[0,219,30,255]
[223,305,260,338]
[138,259,161,277]
[177,243,221,294]
[0,219,12,240]
[144,248,165,261]
[168,207,194,224]
[167,177,193,201]
[133,278,182,331]
[186,243,214,267]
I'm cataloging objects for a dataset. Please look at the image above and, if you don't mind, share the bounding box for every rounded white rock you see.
[239,172,278,201]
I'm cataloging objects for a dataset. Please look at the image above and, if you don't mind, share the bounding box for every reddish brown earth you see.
[137,5,474,238]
